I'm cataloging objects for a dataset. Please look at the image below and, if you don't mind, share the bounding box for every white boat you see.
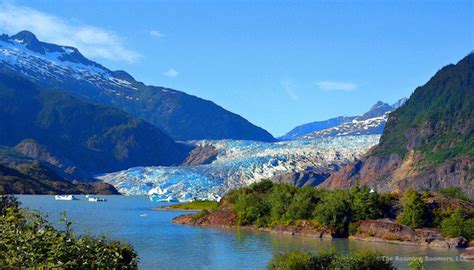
[87,196,106,202]
[54,195,76,201]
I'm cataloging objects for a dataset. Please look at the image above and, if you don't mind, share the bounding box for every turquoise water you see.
[17,195,470,270]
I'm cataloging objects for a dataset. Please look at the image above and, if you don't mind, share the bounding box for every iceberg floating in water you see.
[98,135,380,201]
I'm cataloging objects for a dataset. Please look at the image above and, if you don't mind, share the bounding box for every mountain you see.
[98,135,380,200]
[0,31,274,142]
[279,116,356,141]
[0,146,118,194]
[297,99,406,139]
[322,53,474,195]
[0,73,190,176]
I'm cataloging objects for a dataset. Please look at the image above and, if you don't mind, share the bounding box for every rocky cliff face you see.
[323,53,474,195]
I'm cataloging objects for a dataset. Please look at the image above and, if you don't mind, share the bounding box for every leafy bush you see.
[408,257,426,270]
[440,209,474,240]
[0,195,138,268]
[267,251,314,270]
[267,250,394,270]
[397,189,431,228]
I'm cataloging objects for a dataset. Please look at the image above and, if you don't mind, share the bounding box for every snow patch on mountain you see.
[0,32,139,97]
[299,99,406,139]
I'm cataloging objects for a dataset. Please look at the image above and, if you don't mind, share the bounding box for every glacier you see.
[98,135,380,201]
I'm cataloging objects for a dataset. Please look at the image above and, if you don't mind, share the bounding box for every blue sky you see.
[0,0,472,136]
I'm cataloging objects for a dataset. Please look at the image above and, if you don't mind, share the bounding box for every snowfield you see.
[98,135,380,201]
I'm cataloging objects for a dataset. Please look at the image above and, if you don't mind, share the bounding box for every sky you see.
[0,0,472,136]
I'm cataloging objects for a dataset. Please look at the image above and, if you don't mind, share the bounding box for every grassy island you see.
[156,200,219,211]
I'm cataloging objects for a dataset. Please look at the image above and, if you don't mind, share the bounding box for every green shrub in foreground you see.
[0,195,138,268]
[267,250,394,270]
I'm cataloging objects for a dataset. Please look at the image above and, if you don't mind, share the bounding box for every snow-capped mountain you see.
[300,99,406,139]
[0,31,141,97]
[0,31,274,142]
[279,116,356,141]
[98,135,380,201]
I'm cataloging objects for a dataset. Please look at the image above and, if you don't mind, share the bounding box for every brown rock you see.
[356,219,417,242]
[429,239,450,249]
[448,237,469,249]
[181,144,218,166]
[461,247,474,261]
[354,219,447,247]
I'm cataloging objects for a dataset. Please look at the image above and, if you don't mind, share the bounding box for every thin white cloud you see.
[281,79,299,101]
[149,30,164,38]
[163,68,178,78]
[316,81,356,91]
[0,3,141,63]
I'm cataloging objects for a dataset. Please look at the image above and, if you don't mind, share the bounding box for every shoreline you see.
[172,214,472,250]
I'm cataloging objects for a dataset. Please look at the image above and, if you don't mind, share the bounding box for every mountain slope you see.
[0,73,190,175]
[0,146,118,194]
[299,99,406,139]
[0,31,274,142]
[323,53,474,195]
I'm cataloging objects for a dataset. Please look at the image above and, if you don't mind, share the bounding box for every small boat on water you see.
[54,195,76,201]
[87,196,106,202]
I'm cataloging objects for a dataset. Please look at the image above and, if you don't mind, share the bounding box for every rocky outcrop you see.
[173,209,237,228]
[173,209,333,238]
[351,219,469,248]
[270,170,331,187]
[461,247,474,261]
[181,144,218,166]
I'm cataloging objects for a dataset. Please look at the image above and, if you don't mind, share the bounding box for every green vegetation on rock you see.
[0,194,138,268]
[224,180,392,235]
[440,209,474,240]
[397,189,431,228]
[438,187,474,203]
[193,181,474,241]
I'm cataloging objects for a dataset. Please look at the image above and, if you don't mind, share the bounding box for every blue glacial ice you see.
[98,135,380,201]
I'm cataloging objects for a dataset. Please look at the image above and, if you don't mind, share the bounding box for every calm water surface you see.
[17,195,470,270]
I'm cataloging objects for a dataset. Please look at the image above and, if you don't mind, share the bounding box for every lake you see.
[17,195,471,270]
